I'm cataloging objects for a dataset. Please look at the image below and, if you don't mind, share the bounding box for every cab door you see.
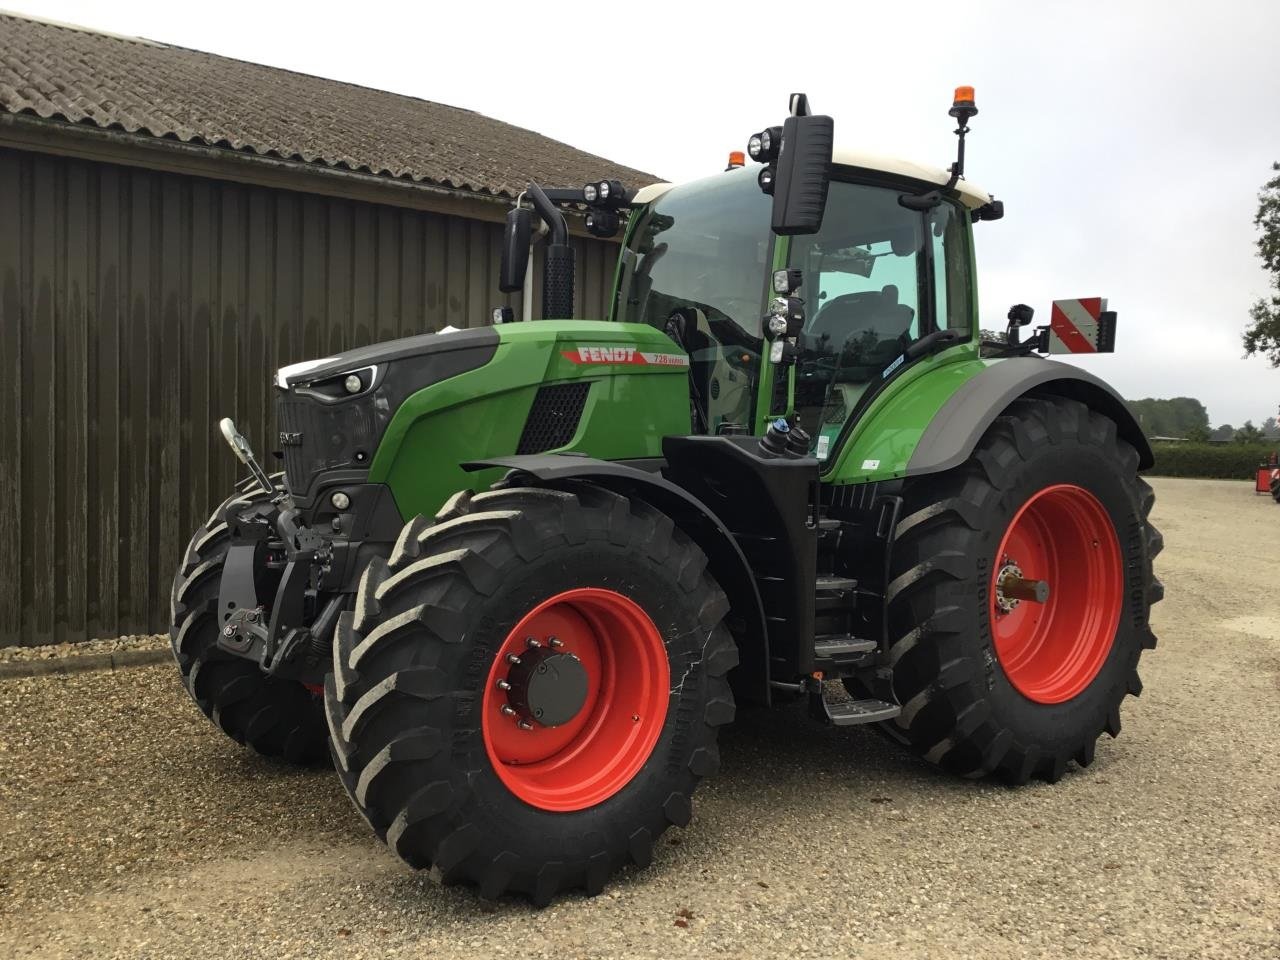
[780,178,974,462]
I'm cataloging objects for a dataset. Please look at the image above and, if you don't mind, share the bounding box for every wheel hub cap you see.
[503,647,590,728]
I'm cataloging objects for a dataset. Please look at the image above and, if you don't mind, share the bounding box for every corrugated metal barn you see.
[0,12,654,646]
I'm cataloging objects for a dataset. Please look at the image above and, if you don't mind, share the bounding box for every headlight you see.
[748,133,763,160]
[344,374,363,394]
[583,183,598,203]
[598,180,610,200]
[766,315,789,337]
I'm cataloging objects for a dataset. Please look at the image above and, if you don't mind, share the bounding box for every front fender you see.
[463,454,772,705]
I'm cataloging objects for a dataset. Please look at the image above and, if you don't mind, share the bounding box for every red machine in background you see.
[1258,452,1280,501]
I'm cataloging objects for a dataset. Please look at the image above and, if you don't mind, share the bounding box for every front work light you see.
[772,268,803,295]
[747,126,782,163]
[344,374,363,394]
[585,210,620,238]
[583,183,599,203]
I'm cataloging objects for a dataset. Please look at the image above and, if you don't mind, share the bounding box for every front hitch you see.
[214,418,339,684]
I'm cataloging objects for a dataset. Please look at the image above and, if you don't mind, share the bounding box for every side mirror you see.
[499,206,532,293]
[770,114,834,236]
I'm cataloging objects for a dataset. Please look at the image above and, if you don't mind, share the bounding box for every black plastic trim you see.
[282,326,499,385]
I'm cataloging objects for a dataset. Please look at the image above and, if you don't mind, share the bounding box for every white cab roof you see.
[632,149,991,210]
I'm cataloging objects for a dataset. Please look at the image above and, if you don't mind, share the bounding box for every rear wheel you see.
[168,477,328,764]
[879,395,1163,782]
[324,483,737,904]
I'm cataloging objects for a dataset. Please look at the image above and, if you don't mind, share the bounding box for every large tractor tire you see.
[880,395,1162,782]
[325,484,737,904]
[168,477,329,764]
[1270,472,1280,503]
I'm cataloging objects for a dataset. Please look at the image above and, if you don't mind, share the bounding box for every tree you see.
[1235,421,1266,443]
[1186,424,1211,442]
[1264,416,1280,438]
[1127,396,1210,437]
[1212,424,1236,442]
[1243,162,1280,364]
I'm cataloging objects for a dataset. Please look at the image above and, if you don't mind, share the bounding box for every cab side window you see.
[929,202,973,332]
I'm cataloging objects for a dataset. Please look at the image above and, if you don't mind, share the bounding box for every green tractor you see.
[169,89,1162,903]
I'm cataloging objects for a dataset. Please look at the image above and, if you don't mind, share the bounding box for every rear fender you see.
[463,454,772,705]
[906,358,1152,477]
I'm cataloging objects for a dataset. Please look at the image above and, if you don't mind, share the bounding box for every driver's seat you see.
[809,284,914,350]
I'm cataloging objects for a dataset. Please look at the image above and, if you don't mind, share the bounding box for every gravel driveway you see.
[1,477,1276,959]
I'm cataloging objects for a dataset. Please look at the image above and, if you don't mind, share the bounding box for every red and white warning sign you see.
[1048,298,1114,354]
[561,345,690,367]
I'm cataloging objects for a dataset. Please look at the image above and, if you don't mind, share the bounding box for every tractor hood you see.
[272,326,500,503]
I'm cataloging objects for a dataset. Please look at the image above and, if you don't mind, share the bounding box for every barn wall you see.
[0,145,619,645]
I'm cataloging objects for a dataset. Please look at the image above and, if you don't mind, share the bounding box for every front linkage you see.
[211,420,344,689]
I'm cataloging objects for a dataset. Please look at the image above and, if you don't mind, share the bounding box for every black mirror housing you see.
[770,114,834,236]
[499,207,533,293]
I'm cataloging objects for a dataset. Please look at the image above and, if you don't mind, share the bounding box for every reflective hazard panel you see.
[1047,298,1117,354]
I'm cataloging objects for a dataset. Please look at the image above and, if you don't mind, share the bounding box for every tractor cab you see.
[614,149,993,457]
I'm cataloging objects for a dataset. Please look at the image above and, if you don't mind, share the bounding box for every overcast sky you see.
[10,0,1280,426]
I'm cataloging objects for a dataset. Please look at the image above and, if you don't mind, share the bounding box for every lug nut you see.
[222,625,235,637]
[517,720,534,730]
[496,678,512,691]
[526,637,542,649]
[548,637,564,648]
[500,705,516,716]
[506,654,521,665]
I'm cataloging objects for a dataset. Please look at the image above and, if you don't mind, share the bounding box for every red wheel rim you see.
[482,588,670,812]
[990,484,1122,704]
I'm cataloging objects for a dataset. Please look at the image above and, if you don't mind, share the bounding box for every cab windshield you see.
[616,169,772,434]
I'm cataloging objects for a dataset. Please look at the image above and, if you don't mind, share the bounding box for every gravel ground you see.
[0,634,167,663]
[0,477,1276,959]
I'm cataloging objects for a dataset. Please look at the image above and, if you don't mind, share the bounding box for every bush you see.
[1146,441,1277,479]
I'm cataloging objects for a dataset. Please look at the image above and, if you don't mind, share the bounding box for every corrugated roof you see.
[0,11,656,199]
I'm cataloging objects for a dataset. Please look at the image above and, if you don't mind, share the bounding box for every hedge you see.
[1145,441,1277,480]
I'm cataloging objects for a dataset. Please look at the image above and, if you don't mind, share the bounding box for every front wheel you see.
[879,395,1163,782]
[168,477,329,764]
[324,483,737,904]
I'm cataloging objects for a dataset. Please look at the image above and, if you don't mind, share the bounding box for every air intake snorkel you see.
[527,182,575,320]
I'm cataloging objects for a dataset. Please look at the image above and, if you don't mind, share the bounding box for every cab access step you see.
[806,670,901,727]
